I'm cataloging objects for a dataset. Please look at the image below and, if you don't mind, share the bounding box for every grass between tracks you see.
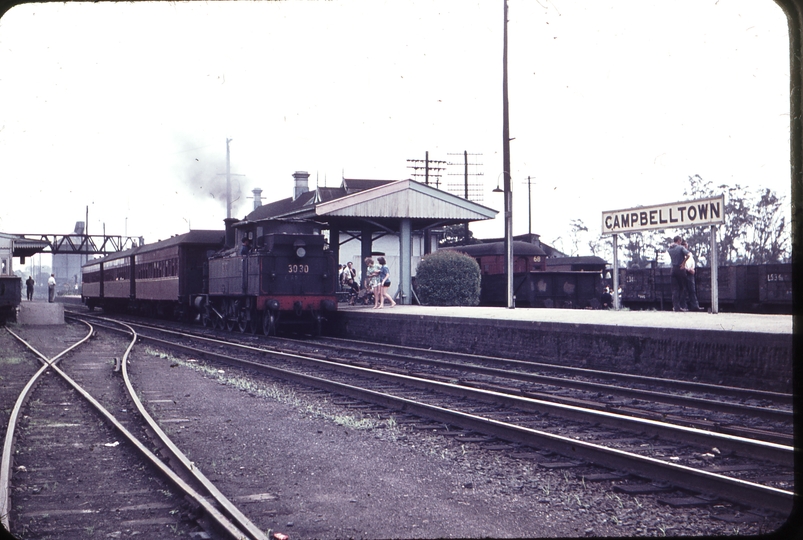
[144,347,400,434]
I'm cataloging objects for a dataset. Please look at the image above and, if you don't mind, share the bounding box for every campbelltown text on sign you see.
[601,195,725,235]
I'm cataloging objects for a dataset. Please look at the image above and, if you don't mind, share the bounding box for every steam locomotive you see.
[200,217,338,335]
[81,217,338,334]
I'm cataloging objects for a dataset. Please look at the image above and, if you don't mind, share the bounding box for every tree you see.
[680,175,791,265]
[621,232,645,268]
[438,224,482,248]
[748,188,789,264]
[682,175,753,265]
[568,219,588,257]
[618,230,666,268]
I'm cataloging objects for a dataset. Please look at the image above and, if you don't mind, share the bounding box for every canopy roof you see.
[245,179,497,231]
[0,232,51,258]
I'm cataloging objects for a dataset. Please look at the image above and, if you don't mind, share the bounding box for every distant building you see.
[52,222,87,294]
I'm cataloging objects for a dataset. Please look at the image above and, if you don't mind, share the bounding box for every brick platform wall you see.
[332,312,793,394]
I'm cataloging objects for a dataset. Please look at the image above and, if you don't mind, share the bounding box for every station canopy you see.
[0,233,50,259]
[242,177,497,305]
[244,178,497,231]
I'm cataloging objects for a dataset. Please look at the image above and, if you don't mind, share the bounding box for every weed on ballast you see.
[147,348,403,433]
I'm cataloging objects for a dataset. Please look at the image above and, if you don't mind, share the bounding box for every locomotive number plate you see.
[288,264,310,274]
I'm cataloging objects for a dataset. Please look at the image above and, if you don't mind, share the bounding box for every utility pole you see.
[85,205,89,266]
[523,176,535,235]
[446,151,484,201]
[220,138,245,220]
[406,151,446,188]
[226,138,232,219]
[502,0,514,309]
[447,151,484,245]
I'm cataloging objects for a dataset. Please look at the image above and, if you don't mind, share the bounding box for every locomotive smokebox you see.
[223,217,238,249]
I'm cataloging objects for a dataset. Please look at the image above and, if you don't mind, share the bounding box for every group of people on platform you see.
[24,273,57,302]
[599,286,620,310]
[668,236,703,312]
[339,258,396,308]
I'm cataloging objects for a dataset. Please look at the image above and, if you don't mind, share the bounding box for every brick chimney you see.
[293,171,310,200]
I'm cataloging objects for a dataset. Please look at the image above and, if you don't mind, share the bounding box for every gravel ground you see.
[1,324,794,539]
[127,340,791,539]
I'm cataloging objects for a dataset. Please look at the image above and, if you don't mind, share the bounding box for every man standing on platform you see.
[667,236,690,312]
[47,273,56,303]
[25,276,35,301]
[682,241,703,311]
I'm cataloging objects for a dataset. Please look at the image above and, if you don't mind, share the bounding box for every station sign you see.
[601,195,725,235]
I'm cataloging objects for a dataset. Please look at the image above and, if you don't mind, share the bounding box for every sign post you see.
[710,225,719,314]
[612,234,619,310]
[601,195,725,312]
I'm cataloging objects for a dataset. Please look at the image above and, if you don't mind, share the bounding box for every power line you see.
[446,151,484,202]
[406,151,446,188]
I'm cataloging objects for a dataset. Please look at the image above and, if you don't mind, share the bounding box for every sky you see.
[0,0,792,261]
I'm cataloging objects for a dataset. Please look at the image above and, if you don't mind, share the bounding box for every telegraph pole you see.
[447,151,484,245]
[502,0,514,308]
[446,151,484,201]
[407,151,446,188]
[523,176,534,235]
[226,138,232,219]
[221,138,245,220]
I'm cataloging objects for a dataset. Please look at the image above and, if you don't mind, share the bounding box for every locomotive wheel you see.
[237,304,251,333]
[211,305,222,330]
[250,308,260,335]
[247,310,260,335]
[262,311,276,336]
[313,316,323,337]
[225,299,237,332]
[200,304,211,328]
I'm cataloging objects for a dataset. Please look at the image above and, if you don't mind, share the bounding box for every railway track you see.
[87,314,794,517]
[276,336,794,441]
[1,320,270,540]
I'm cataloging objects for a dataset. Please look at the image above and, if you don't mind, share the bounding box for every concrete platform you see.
[333,305,794,393]
[339,304,793,334]
[17,300,65,325]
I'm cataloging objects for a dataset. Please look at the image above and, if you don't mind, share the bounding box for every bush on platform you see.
[415,250,481,306]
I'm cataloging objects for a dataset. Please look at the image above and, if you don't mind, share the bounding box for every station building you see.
[242,171,498,304]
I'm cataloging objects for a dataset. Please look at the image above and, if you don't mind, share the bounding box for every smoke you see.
[174,138,243,212]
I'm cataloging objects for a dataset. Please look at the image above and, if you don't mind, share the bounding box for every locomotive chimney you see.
[252,187,263,210]
[223,217,238,249]
[293,171,310,200]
